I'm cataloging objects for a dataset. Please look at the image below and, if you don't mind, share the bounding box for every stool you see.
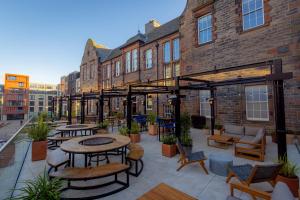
[209,153,233,176]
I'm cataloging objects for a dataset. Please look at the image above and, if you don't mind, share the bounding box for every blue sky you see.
[0,0,186,84]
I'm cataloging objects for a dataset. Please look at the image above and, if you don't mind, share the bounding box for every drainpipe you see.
[156,42,160,116]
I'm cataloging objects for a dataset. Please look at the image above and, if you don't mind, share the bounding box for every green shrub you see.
[181,133,192,146]
[119,126,129,136]
[115,112,123,120]
[162,134,177,145]
[28,119,50,141]
[147,112,156,125]
[181,112,191,135]
[130,121,140,134]
[38,112,49,122]
[214,124,223,130]
[12,170,62,200]
[278,155,300,178]
[97,120,109,129]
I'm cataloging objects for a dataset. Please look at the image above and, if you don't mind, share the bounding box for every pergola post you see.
[127,85,132,133]
[144,94,147,114]
[59,96,62,120]
[175,77,181,139]
[108,97,111,116]
[99,91,104,123]
[86,99,89,116]
[68,95,72,125]
[51,97,54,119]
[210,87,215,135]
[273,60,287,158]
[80,94,85,124]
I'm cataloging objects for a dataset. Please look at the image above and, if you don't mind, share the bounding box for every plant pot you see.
[182,145,193,155]
[162,144,177,158]
[202,129,209,135]
[97,128,108,134]
[286,134,296,145]
[276,175,299,197]
[130,134,141,143]
[148,124,158,135]
[212,129,221,135]
[32,140,47,161]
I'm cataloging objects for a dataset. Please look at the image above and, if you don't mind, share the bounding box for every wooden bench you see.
[49,163,130,199]
[46,148,69,174]
[48,136,75,149]
[126,143,144,177]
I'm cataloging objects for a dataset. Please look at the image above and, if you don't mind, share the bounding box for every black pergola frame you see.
[173,59,293,159]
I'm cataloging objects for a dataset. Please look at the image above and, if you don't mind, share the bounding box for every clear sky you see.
[0,0,186,85]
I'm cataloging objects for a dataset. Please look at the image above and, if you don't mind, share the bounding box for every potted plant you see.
[180,112,193,154]
[96,120,109,134]
[129,121,141,143]
[161,134,177,157]
[214,124,223,135]
[13,170,62,200]
[276,155,300,197]
[119,126,129,136]
[28,118,49,161]
[147,112,157,135]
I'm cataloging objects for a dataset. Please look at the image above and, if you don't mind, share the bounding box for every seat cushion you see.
[251,129,264,144]
[230,164,253,181]
[187,151,206,162]
[271,182,294,200]
[224,125,244,136]
[244,126,264,136]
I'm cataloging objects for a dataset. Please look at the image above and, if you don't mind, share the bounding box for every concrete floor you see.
[15,128,300,200]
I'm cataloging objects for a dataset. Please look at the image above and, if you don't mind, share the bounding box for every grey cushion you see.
[251,129,264,144]
[271,182,294,200]
[224,125,244,135]
[226,196,241,200]
[223,133,243,139]
[245,126,264,136]
[235,143,254,149]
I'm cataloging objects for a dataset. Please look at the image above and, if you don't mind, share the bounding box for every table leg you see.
[72,153,75,167]
[121,147,124,163]
[85,154,88,168]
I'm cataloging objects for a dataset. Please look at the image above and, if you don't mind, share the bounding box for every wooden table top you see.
[208,134,233,142]
[56,124,97,131]
[137,183,197,200]
[60,134,130,154]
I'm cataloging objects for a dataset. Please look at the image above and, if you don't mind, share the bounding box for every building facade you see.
[0,85,3,121]
[28,83,58,117]
[3,74,29,120]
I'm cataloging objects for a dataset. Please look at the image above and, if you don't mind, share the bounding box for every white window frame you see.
[242,0,264,30]
[245,85,269,121]
[199,90,211,118]
[115,61,120,77]
[126,51,131,73]
[145,49,152,69]
[132,49,138,72]
[173,38,180,61]
[198,14,213,44]
[163,42,171,63]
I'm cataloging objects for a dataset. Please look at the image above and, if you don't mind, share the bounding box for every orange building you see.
[3,74,29,120]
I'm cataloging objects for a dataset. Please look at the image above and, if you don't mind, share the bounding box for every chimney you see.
[145,19,161,34]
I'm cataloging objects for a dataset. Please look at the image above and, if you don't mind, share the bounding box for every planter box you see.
[148,124,158,135]
[32,140,47,161]
[276,175,299,197]
[130,134,141,143]
[162,144,177,158]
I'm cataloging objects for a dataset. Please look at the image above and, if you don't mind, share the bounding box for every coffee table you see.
[207,134,235,149]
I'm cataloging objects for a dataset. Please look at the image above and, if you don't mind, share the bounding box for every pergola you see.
[173,59,292,158]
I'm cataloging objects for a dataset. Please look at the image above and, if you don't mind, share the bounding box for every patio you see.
[14,127,300,200]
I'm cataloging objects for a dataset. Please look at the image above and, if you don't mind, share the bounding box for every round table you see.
[56,124,97,137]
[60,134,131,167]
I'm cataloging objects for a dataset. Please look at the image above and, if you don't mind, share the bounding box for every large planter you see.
[162,144,177,158]
[32,140,47,161]
[148,124,158,135]
[276,175,299,197]
[130,134,141,143]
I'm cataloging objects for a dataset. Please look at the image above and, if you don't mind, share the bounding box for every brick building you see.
[0,85,3,120]
[77,0,299,133]
[3,74,29,120]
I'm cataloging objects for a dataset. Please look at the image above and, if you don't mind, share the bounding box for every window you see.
[107,65,110,79]
[30,107,34,112]
[164,64,172,79]
[173,63,180,77]
[126,51,131,73]
[115,98,120,110]
[146,95,153,110]
[242,0,264,30]
[18,82,24,87]
[245,85,269,121]
[163,42,171,63]
[30,95,35,100]
[200,90,211,118]
[145,49,152,69]
[87,66,90,80]
[132,49,138,72]
[173,38,180,61]
[39,107,43,112]
[39,101,44,106]
[90,64,93,79]
[164,105,173,118]
[30,101,35,106]
[115,61,121,77]
[7,76,16,81]
[198,14,212,44]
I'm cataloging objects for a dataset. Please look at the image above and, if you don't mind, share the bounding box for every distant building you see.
[3,74,29,120]
[0,85,3,120]
[28,83,58,117]
[67,71,80,96]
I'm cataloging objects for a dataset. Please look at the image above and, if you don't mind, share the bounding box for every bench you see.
[48,136,75,149]
[126,143,144,177]
[46,148,69,174]
[49,163,130,199]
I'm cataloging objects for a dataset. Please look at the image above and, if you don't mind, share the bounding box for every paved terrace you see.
[15,128,300,200]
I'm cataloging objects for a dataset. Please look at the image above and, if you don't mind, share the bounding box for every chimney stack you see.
[145,19,161,34]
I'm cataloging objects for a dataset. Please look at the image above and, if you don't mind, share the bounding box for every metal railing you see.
[0,118,33,199]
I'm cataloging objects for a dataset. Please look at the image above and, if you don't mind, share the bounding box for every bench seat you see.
[46,148,69,173]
